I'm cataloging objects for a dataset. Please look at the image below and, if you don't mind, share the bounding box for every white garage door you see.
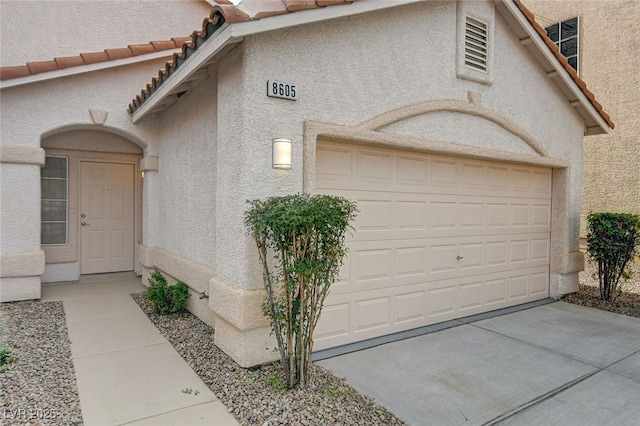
[314,140,551,350]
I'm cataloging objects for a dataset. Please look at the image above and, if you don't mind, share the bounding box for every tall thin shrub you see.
[244,194,357,389]
[586,212,640,301]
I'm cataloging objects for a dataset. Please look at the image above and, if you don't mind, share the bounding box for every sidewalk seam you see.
[482,348,640,425]
[71,341,168,360]
[117,401,222,426]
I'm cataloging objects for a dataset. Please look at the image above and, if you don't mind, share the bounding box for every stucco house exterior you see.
[0,0,613,367]
[523,0,638,238]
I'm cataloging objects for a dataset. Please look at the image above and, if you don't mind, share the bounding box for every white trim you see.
[502,1,611,134]
[229,0,424,38]
[132,24,235,123]
[0,49,180,90]
[132,0,425,120]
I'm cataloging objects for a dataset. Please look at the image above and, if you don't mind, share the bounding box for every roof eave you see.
[131,0,427,120]
[0,49,180,90]
[132,24,237,123]
[499,1,612,135]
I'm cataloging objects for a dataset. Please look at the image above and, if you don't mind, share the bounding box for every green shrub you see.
[245,194,357,389]
[146,269,190,315]
[586,212,640,301]
[0,326,18,373]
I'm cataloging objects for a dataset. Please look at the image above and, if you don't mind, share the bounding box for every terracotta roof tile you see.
[54,56,86,69]
[128,1,353,113]
[26,60,59,74]
[514,0,614,129]
[0,65,31,80]
[105,48,134,60]
[80,51,110,64]
[283,0,320,12]
[128,43,156,55]
[151,40,177,51]
[254,10,289,19]
[1,39,187,81]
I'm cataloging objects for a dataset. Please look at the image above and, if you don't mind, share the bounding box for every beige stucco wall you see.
[219,0,585,289]
[137,68,220,316]
[524,0,640,236]
[0,59,165,301]
[192,0,587,366]
[0,0,210,66]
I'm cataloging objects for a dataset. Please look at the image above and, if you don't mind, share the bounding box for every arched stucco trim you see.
[356,98,550,158]
[40,123,149,151]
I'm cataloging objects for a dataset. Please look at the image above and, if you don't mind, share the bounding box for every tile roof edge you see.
[0,37,192,82]
[513,0,614,130]
[129,1,355,114]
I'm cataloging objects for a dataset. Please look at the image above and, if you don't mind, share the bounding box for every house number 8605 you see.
[267,80,297,101]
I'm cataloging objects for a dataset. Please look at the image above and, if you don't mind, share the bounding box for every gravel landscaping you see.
[0,259,636,426]
[562,259,640,318]
[0,301,82,426]
[131,293,406,426]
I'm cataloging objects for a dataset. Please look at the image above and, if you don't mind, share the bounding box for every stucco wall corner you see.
[550,272,579,299]
[140,156,159,172]
[213,315,277,368]
[138,244,153,268]
[0,250,46,277]
[564,251,584,275]
[209,277,270,331]
[0,276,41,302]
[0,144,46,166]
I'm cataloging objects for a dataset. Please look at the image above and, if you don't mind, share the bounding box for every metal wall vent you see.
[465,16,488,73]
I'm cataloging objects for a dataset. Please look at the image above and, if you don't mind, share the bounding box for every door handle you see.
[81,222,89,226]
[456,255,464,260]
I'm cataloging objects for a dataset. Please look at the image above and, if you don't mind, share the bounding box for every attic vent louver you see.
[465,16,488,73]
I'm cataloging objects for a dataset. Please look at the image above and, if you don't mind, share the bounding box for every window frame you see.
[545,16,580,74]
[41,155,69,246]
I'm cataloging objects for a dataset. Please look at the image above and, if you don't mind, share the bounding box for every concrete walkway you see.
[42,273,239,426]
[319,302,640,426]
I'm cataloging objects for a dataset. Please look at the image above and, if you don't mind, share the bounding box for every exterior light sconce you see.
[272,138,292,170]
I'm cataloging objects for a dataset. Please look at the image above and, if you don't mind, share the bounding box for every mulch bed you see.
[562,285,640,318]
[561,259,640,319]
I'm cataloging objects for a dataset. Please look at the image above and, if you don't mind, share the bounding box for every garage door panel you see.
[395,291,427,324]
[355,296,392,332]
[314,303,350,342]
[315,266,549,351]
[319,189,550,238]
[334,234,551,295]
[461,162,486,189]
[358,150,395,183]
[316,145,353,181]
[315,141,551,350]
[431,158,459,188]
[397,155,429,184]
[355,248,392,282]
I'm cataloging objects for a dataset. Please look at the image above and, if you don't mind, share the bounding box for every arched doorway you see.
[40,128,144,282]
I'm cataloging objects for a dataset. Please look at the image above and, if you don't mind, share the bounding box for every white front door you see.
[80,162,135,274]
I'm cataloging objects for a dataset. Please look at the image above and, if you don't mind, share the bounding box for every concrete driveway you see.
[318,302,640,425]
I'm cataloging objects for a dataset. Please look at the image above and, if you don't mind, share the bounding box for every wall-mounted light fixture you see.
[272,138,292,170]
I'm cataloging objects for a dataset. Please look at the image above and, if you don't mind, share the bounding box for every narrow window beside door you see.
[41,155,68,245]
